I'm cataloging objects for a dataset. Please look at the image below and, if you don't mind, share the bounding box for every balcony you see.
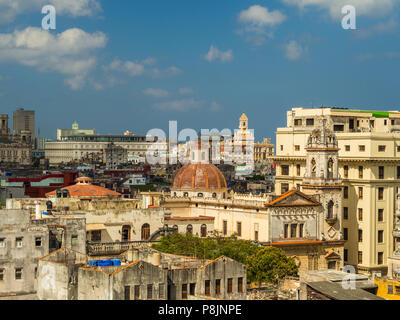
[87,241,154,256]
[326,217,337,225]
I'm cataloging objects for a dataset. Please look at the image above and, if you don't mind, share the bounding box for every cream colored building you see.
[56,121,96,141]
[45,133,161,165]
[273,107,400,275]
[163,130,344,274]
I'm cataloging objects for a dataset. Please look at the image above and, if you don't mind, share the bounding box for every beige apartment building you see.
[273,107,400,276]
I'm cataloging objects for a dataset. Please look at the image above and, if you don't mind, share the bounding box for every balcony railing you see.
[87,240,158,256]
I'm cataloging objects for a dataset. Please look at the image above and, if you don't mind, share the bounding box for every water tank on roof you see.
[112,259,121,266]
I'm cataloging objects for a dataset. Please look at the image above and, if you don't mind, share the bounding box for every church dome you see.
[172,163,227,191]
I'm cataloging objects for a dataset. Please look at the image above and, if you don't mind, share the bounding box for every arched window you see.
[122,225,131,241]
[327,201,334,219]
[186,224,193,234]
[141,223,150,240]
[198,193,203,198]
[173,192,177,197]
[201,224,207,237]
[184,192,189,197]
[212,193,217,198]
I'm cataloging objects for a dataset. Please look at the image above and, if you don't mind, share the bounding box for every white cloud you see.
[239,5,286,27]
[0,27,107,89]
[0,0,102,23]
[153,98,203,112]
[285,40,305,60]
[178,88,195,95]
[355,19,398,38]
[106,59,145,76]
[237,5,286,46]
[105,59,182,78]
[282,0,398,19]
[204,45,233,63]
[143,88,169,98]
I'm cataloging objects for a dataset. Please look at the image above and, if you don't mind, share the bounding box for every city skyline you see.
[1,1,400,140]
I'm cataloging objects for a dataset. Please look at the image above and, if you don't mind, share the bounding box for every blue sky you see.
[1,0,400,142]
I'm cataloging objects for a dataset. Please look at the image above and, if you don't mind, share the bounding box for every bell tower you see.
[301,118,344,242]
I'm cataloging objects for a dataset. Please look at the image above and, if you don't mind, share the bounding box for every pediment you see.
[265,189,320,207]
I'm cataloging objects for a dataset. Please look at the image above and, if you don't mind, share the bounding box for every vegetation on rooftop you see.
[152,233,298,284]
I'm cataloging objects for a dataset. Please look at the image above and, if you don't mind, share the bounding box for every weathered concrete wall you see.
[198,257,247,300]
[37,260,79,300]
[78,261,167,300]
[0,209,49,295]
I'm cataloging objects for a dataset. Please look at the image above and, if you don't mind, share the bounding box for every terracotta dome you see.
[172,164,227,191]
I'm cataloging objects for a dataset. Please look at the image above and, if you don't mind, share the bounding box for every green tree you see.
[246,247,298,285]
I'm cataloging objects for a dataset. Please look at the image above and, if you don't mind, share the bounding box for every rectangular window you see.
[238,277,243,293]
[284,224,289,239]
[296,164,301,176]
[35,237,42,247]
[281,165,289,176]
[124,286,131,300]
[205,280,210,296]
[71,235,78,246]
[344,249,348,262]
[227,278,233,294]
[358,251,363,264]
[334,125,344,132]
[182,284,188,300]
[395,286,400,295]
[91,230,101,242]
[378,145,386,152]
[344,228,348,241]
[397,166,400,179]
[345,145,350,152]
[359,145,365,152]
[343,207,348,220]
[134,285,140,300]
[190,283,196,296]
[294,119,302,126]
[378,187,384,200]
[147,284,153,300]
[254,230,259,242]
[215,279,221,295]
[159,284,164,299]
[379,166,384,179]
[295,145,300,151]
[343,165,349,178]
[378,209,384,222]
[344,186,348,199]
[378,230,384,243]
[236,222,242,237]
[358,187,363,199]
[16,237,23,248]
[0,238,5,248]
[290,224,297,238]
[299,224,304,238]
[306,119,314,126]
[280,145,283,151]
[15,268,22,280]
[358,208,363,221]
[358,230,363,243]
[378,252,384,265]
[223,220,227,236]
[281,183,289,194]
[0,268,4,281]
[358,166,363,179]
